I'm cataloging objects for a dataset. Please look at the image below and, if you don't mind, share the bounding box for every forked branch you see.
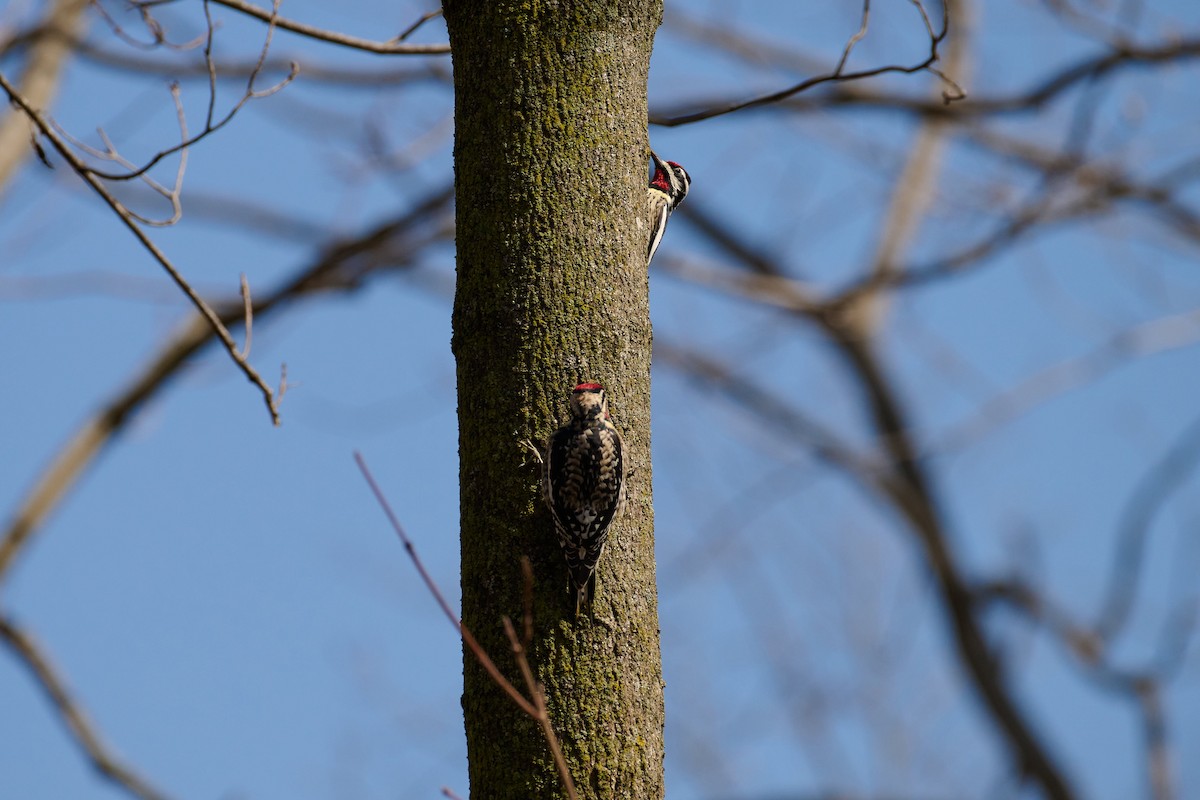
[354,454,580,799]
[0,72,283,425]
[653,0,964,126]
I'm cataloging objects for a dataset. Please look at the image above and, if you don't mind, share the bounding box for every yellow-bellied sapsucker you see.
[646,150,691,266]
[544,383,625,614]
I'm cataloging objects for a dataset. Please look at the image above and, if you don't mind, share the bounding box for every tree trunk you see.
[442,2,665,799]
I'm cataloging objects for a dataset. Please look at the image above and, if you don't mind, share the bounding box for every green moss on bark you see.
[442,1,665,798]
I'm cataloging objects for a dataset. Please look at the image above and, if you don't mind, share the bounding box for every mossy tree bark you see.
[443,1,664,798]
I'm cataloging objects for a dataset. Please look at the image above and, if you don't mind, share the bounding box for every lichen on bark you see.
[442,1,665,798]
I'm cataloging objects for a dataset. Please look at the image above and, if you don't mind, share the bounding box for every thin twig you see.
[239,273,253,358]
[0,616,173,800]
[654,0,962,126]
[933,308,1200,454]
[0,0,90,196]
[0,72,283,425]
[677,207,1077,800]
[846,2,969,339]
[1137,679,1174,800]
[71,42,451,87]
[977,579,1179,800]
[833,0,871,76]
[393,8,444,43]
[1097,410,1200,643]
[650,35,1200,125]
[198,0,450,54]
[87,0,298,185]
[0,185,453,585]
[356,457,581,798]
[502,615,579,800]
[202,0,219,128]
[92,0,206,50]
[52,84,190,226]
[353,453,536,717]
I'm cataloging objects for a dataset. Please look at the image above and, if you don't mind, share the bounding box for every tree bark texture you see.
[443,2,664,799]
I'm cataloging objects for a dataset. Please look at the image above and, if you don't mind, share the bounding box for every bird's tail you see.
[572,570,596,618]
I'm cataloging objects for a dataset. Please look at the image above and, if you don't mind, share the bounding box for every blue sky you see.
[3,1,1200,798]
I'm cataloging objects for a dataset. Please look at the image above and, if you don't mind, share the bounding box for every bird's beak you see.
[650,150,666,171]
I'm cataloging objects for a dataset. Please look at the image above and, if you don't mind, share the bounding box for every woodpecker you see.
[646,150,691,266]
[543,383,625,614]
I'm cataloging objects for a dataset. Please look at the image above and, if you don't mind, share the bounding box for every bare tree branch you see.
[504,560,579,800]
[90,0,206,51]
[653,0,963,127]
[672,184,1092,313]
[188,0,451,54]
[703,794,948,800]
[71,43,451,86]
[657,254,821,314]
[0,0,89,196]
[958,127,1200,245]
[656,342,894,495]
[975,579,1180,800]
[0,185,453,585]
[1137,677,1174,800]
[0,615,173,800]
[845,0,971,338]
[0,71,284,424]
[824,129,1200,306]
[356,452,537,716]
[77,0,298,187]
[1096,411,1200,644]
[664,9,827,74]
[653,35,1200,124]
[677,201,1077,800]
[933,308,1200,453]
[355,457,580,799]
[393,8,444,43]
[657,41,1194,789]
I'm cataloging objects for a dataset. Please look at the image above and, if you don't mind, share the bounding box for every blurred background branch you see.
[2,0,1199,797]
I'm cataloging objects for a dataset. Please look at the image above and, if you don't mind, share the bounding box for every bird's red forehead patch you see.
[574,382,604,392]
